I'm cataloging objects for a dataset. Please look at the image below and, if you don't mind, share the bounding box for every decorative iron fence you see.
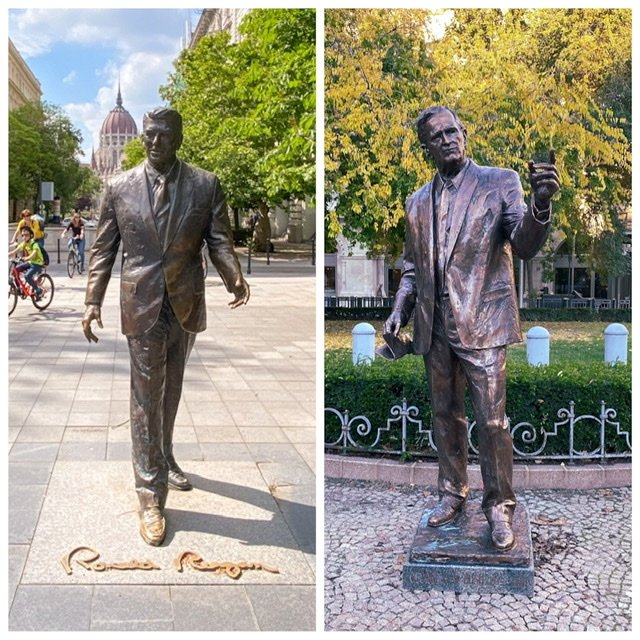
[325,398,631,462]
[324,296,395,309]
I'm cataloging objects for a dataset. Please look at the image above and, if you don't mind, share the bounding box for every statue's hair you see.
[415,106,465,143]
[143,107,183,134]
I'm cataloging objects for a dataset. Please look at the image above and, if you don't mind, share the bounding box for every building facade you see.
[189,8,250,47]
[325,215,632,308]
[8,38,41,110]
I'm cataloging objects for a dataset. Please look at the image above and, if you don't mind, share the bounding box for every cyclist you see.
[11,209,46,249]
[61,210,86,271]
[8,226,45,298]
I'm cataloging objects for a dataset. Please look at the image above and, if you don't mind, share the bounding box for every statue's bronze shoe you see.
[139,506,166,546]
[168,467,193,491]
[490,519,515,551]
[427,494,465,527]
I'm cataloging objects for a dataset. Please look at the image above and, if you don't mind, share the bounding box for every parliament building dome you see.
[92,86,138,180]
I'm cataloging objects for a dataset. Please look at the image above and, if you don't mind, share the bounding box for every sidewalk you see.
[325,478,631,631]
[8,246,316,631]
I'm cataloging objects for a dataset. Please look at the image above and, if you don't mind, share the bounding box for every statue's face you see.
[142,119,182,171]
[421,110,467,176]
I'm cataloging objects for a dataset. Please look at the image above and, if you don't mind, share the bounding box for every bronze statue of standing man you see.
[82,107,250,546]
[384,106,559,550]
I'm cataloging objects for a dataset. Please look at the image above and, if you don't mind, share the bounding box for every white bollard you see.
[527,326,550,366]
[604,323,628,365]
[352,322,375,365]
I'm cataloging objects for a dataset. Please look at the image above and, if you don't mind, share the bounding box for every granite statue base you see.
[403,498,534,596]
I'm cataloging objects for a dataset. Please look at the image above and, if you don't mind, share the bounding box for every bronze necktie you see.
[437,181,453,291]
[153,175,169,216]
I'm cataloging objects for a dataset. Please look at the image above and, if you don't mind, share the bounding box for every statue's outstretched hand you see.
[229,280,250,309]
[528,149,560,210]
[82,304,103,343]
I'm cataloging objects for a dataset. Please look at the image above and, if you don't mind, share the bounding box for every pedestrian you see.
[82,107,250,546]
[9,226,45,298]
[383,105,559,550]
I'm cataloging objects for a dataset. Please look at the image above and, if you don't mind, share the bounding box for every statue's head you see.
[415,106,467,177]
[142,107,183,172]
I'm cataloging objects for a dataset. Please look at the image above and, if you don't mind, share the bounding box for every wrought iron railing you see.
[325,398,631,462]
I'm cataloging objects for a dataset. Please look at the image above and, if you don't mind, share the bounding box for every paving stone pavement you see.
[324,478,631,632]
[8,238,317,632]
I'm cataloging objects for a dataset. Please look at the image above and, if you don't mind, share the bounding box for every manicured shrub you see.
[325,349,631,459]
[324,306,630,323]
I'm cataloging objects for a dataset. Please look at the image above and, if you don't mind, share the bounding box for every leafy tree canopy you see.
[325,8,631,277]
[160,8,316,214]
[9,101,86,216]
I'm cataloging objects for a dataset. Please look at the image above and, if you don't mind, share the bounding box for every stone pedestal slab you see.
[403,498,534,596]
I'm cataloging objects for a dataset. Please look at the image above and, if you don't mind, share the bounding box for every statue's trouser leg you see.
[426,297,515,516]
[127,296,195,510]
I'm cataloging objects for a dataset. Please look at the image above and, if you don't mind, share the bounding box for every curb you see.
[325,454,631,489]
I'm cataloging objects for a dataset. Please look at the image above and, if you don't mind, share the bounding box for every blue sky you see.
[7,6,200,161]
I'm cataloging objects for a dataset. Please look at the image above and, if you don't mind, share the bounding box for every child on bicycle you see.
[9,226,45,298]
[60,210,86,271]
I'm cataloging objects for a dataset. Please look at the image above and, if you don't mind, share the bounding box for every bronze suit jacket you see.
[85,160,244,337]
[392,160,550,353]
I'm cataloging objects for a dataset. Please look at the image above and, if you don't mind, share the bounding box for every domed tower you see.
[92,85,138,181]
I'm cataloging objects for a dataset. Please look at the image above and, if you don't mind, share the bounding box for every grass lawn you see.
[325,320,631,365]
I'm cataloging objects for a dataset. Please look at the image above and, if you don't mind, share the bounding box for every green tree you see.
[434,8,631,278]
[70,165,103,211]
[325,8,434,258]
[161,8,316,249]
[9,101,85,218]
[121,136,146,170]
[325,7,631,280]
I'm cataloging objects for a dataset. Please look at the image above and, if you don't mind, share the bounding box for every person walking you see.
[82,107,250,546]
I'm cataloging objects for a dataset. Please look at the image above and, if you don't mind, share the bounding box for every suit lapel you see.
[446,161,479,266]
[415,183,434,273]
[130,166,162,251]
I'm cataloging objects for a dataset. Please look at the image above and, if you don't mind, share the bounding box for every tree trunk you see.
[525,259,536,308]
[254,202,272,252]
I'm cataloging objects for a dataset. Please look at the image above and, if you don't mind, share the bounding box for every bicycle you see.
[8,259,55,316]
[66,238,83,278]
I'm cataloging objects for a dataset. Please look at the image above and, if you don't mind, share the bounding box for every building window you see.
[324,266,336,291]
[387,268,402,297]
[555,267,590,296]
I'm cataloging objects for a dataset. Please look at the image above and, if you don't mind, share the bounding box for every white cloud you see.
[9,8,189,59]
[9,7,192,161]
[62,70,77,85]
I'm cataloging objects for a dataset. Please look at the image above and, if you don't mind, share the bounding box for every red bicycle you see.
[8,259,54,316]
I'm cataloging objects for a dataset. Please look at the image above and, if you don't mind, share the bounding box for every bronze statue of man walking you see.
[384,106,559,550]
[82,107,250,545]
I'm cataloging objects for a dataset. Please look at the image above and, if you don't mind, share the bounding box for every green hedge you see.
[325,349,631,458]
[325,306,631,323]
[519,308,631,323]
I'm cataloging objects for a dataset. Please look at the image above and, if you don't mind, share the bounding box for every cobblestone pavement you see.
[324,478,631,631]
